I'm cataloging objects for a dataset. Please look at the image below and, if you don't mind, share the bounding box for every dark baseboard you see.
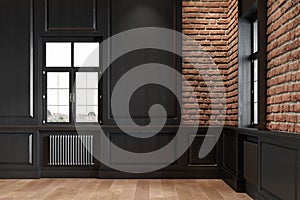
[41,169,99,178]
[0,167,219,179]
[43,167,219,179]
[98,168,219,179]
[1,167,219,179]
[245,182,280,200]
[245,181,258,199]
[0,170,40,179]
[220,167,245,192]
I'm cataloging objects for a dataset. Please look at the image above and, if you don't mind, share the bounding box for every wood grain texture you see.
[0,179,252,200]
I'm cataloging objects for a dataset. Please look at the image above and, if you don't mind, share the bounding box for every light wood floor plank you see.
[134,180,149,200]
[0,179,253,200]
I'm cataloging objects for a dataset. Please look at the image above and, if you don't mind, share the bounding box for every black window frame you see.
[42,37,102,125]
[239,0,267,130]
[249,16,258,128]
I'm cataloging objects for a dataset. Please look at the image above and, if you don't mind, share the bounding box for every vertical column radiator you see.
[49,135,94,166]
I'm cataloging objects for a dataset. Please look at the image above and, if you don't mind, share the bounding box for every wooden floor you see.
[0,179,252,200]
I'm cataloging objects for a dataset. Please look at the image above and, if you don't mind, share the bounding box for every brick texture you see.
[266,0,300,133]
[226,0,239,126]
[182,0,300,133]
[182,0,238,126]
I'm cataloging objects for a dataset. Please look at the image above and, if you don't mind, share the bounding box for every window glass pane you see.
[76,72,87,89]
[253,20,258,53]
[253,59,258,102]
[47,72,58,88]
[47,89,69,106]
[87,89,98,105]
[254,59,258,82]
[74,43,99,67]
[76,106,98,123]
[254,102,258,124]
[76,89,87,106]
[47,72,70,122]
[48,106,69,123]
[47,72,69,89]
[47,89,58,105]
[75,72,98,122]
[46,43,71,67]
[76,106,87,121]
[87,73,99,88]
[254,81,258,103]
[76,72,98,89]
[87,106,98,121]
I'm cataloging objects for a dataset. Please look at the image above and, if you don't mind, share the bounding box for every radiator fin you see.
[49,135,94,166]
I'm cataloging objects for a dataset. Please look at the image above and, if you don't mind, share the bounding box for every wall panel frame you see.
[0,0,36,125]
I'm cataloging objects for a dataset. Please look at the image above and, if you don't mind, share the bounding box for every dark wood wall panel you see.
[243,141,257,186]
[108,132,175,165]
[223,131,237,173]
[107,0,180,124]
[111,0,176,33]
[0,0,32,118]
[0,133,32,164]
[46,0,96,31]
[188,135,216,166]
[260,143,297,200]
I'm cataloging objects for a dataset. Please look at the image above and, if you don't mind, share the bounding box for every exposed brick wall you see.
[182,0,239,126]
[181,0,300,132]
[266,0,300,133]
[226,0,239,126]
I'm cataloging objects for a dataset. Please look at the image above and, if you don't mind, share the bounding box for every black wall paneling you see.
[107,132,176,166]
[243,141,257,186]
[0,131,39,178]
[223,130,237,174]
[237,128,300,200]
[0,0,35,125]
[38,127,221,178]
[36,0,106,36]
[98,127,220,178]
[0,133,33,165]
[46,0,97,31]
[188,135,217,166]
[103,0,182,125]
[220,129,245,192]
[258,136,300,200]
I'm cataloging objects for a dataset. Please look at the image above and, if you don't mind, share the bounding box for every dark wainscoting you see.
[0,126,220,179]
[223,127,300,200]
[0,130,40,178]
[0,126,299,200]
[219,128,245,192]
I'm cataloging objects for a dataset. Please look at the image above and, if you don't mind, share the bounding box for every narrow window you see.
[250,20,258,127]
